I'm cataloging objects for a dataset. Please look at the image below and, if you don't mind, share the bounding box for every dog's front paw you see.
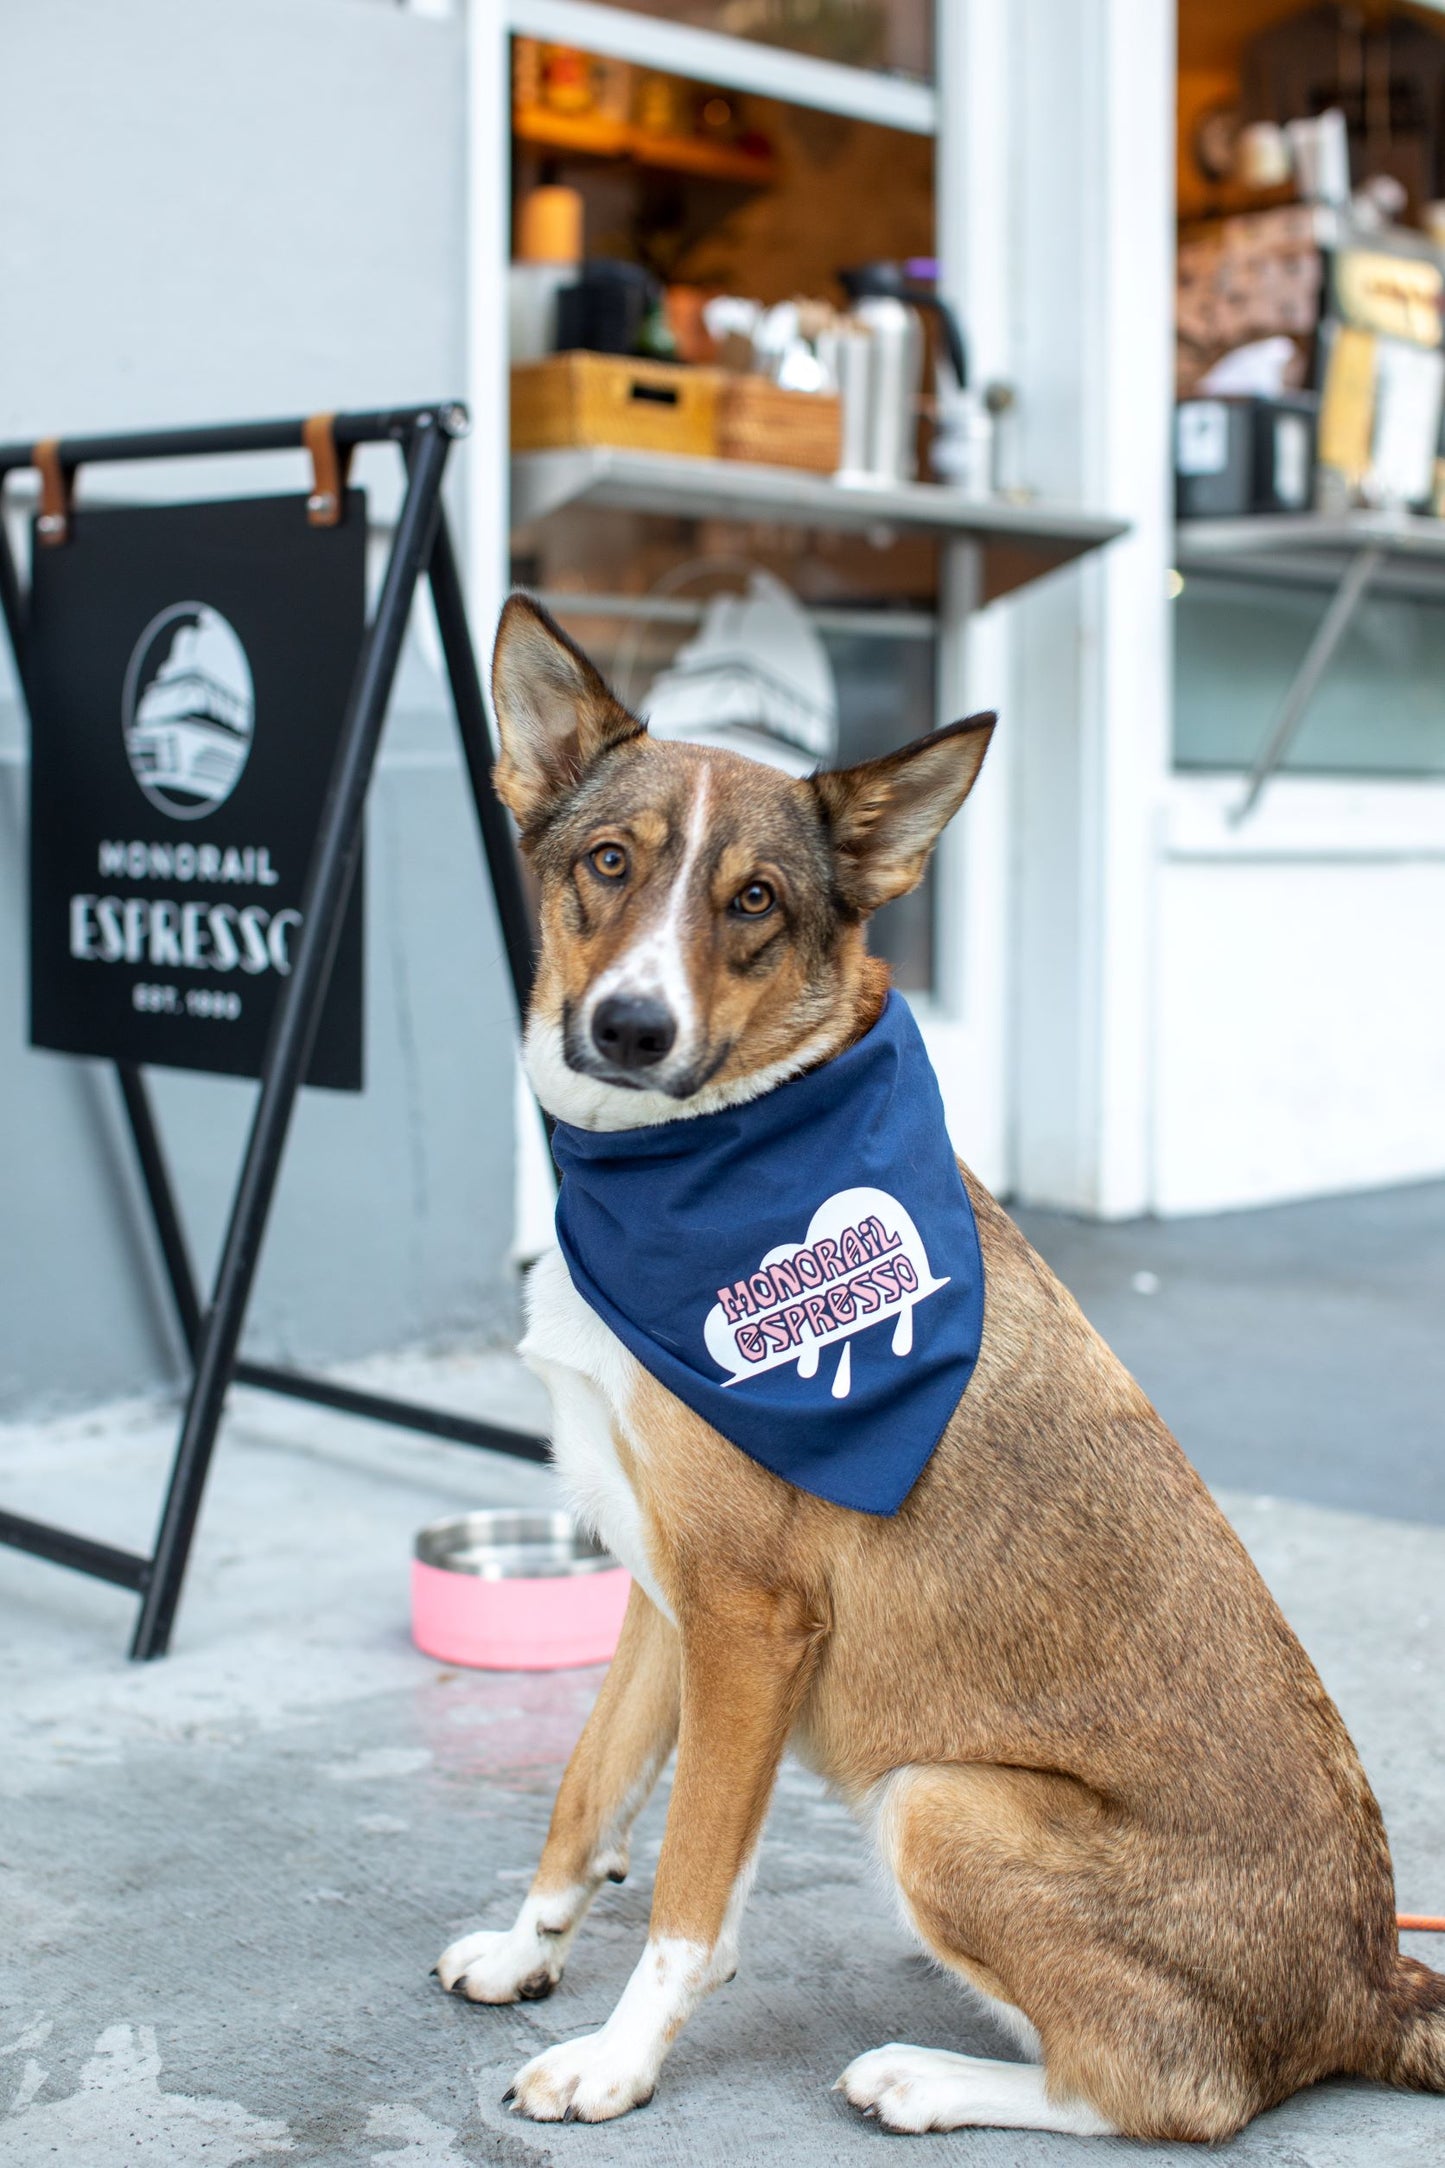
[505,2032,658,2122]
[436,1926,562,2005]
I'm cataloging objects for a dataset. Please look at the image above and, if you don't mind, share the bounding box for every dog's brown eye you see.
[732,879,775,918]
[589,843,629,882]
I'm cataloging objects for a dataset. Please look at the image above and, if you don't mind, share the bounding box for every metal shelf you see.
[512,447,1128,605]
[513,103,778,184]
[1177,511,1445,598]
[1174,512,1445,822]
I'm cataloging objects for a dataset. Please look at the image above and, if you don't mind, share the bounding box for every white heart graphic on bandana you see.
[702,1185,949,1401]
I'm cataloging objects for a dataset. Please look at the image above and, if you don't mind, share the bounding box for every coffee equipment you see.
[508,184,585,365]
[555,260,663,357]
[835,262,969,487]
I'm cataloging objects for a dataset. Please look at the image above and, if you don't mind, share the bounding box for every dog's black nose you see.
[592,995,676,1071]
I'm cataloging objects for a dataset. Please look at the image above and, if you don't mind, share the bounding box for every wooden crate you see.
[717,379,841,472]
[510,354,721,458]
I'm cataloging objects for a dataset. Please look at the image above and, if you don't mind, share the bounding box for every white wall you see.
[1153,777,1445,1214]
[2,0,465,439]
[0,0,522,1415]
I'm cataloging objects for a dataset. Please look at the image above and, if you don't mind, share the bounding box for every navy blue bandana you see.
[550,992,985,1515]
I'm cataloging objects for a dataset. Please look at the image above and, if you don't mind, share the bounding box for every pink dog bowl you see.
[412,1511,630,1671]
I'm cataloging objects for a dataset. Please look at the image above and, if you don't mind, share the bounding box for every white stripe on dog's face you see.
[579,767,711,1074]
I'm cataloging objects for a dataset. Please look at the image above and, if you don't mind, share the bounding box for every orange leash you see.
[1398,1914,1445,1932]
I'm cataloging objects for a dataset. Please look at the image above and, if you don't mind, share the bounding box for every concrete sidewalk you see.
[1,1192,1443,2166]
[1016,1179,1445,1525]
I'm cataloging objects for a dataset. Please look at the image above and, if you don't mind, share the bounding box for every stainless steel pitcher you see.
[835,262,968,487]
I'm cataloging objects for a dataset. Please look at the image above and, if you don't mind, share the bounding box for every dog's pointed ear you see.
[491,594,644,834]
[811,713,995,913]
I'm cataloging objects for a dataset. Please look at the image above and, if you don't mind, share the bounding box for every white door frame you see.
[1004,0,1174,1218]
[912,0,1014,1192]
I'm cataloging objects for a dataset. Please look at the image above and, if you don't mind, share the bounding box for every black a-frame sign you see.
[0,404,547,1659]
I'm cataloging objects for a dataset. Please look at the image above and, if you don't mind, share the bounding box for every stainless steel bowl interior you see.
[415,1509,618,1580]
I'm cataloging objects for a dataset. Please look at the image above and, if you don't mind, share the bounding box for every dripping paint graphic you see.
[702,1186,949,1401]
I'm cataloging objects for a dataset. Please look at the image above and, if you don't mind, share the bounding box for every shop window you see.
[509,35,945,986]
[1173,0,1445,786]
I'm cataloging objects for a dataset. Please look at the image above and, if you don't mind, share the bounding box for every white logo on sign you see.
[703,1185,949,1403]
[121,602,254,821]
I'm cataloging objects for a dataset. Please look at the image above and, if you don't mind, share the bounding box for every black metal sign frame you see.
[0,404,546,1660]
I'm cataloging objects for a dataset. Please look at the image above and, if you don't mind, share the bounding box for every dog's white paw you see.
[504,2031,658,2123]
[837,2044,1116,2137]
[435,1925,561,2005]
[838,2044,959,2132]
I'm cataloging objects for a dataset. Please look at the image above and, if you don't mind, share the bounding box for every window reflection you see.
[1175,580,1445,777]
[580,0,933,85]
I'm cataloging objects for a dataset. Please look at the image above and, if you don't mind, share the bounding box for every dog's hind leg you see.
[437,1583,678,2003]
[846,1762,1255,2142]
[837,2045,1116,2135]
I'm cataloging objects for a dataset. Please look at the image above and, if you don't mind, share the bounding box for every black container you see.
[554,261,660,357]
[1175,394,1318,517]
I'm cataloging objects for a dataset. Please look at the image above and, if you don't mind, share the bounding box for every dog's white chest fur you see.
[520,1248,673,1621]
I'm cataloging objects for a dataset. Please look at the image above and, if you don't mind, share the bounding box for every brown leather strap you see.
[34,438,71,546]
[302,412,353,526]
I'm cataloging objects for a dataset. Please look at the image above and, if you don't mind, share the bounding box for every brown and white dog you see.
[436,594,1445,2140]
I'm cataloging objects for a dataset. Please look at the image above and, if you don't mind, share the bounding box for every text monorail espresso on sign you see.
[27,493,367,1088]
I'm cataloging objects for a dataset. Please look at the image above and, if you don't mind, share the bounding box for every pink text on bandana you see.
[702,1185,949,1402]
